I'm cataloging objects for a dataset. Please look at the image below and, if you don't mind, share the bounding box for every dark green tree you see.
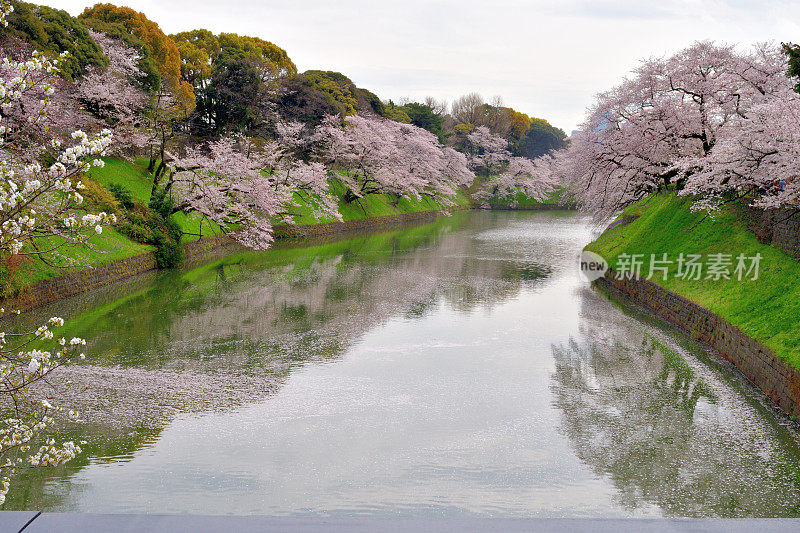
[783,42,800,93]
[271,75,341,126]
[383,100,411,123]
[207,57,265,132]
[515,118,567,159]
[355,88,385,116]
[303,70,359,115]
[401,102,444,140]
[4,1,106,80]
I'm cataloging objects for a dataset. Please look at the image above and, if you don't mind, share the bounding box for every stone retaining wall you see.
[744,206,800,260]
[1,209,452,312]
[596,271,800,419]
[6,251,159,313]
[272,210,442,239]
[484,204,578,211]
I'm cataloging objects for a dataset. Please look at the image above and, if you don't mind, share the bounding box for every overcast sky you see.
[42,0,800,132]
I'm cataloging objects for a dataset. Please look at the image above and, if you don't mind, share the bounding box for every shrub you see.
[108,183,135,209]
[80,178,120,213]
[154,237,182,268]
[115,220,151,243]
[146,192,183,267]
[148,187,174,219]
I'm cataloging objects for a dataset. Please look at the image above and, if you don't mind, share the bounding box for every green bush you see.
[108,183,135,209]
[80,178,121,213]
[163,216,182,243]
[154,239,182,268]
[115,220,152,243]
[151,224,183,268]
[104,187,184,269]
[145,191,184,267]
[148,188,175,219]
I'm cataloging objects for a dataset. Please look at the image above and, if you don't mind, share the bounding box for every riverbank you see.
[3,158,471,291]
[482,184,575,210]
[484,203,577,211]
[1,157,582,311]
[586,193,800,418]
[0,208,465,312]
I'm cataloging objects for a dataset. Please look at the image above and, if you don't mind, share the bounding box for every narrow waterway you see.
[5,211,800,517]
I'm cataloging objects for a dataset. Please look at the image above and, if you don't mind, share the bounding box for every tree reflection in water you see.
[551,286,800,517]
[5,211,554,509]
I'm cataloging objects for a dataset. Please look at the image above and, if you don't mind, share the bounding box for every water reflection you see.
[6,211,556,510]
[4,210,800,516]
[43,211,551,372]
[551,286,800,517]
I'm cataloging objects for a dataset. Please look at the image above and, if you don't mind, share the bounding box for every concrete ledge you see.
[9,514,800,532]
[595,271,800,420]
[0,511,38,532]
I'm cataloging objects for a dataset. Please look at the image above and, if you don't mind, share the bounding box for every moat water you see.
[5,211,800,517]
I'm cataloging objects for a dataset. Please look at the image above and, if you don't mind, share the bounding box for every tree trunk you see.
[343,188,358,203]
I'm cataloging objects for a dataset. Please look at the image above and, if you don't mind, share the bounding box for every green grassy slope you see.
[8,229,153,292]
[486,185,570,207]
[586,193,800,370]
[5,158,470,291]
[88,158,221,241]
[89,159,469,226]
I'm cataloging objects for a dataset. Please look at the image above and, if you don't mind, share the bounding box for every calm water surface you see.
[5,211,800,517]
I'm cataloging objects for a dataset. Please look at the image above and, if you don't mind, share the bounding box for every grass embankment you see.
[6,158,469,291]
[484,183,572,208]
[90,159,469,226]
[88,158,221,241]
[586,192,800,371]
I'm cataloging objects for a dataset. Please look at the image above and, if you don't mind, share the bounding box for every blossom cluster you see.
[316,115,475,207]
[0,50,64,146]
[467,126,558,206]
[0,310,88,504]
[0,47,116,255]
[555,41,800,216]
[0,0,112,504]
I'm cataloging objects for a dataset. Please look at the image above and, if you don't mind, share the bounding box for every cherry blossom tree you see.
[466,126,509,176]
[467,126,557,206]
[0,0,116,504]
[560,41,795,217]
[167,130,344,249]
[268,120,340,219]
[474,154,560,206]
[0,44,84,149]
[681,90,800,211]
[677,44,799,211]
[75,31,149,154]
[166,136,286,249]
[315,114,474,207]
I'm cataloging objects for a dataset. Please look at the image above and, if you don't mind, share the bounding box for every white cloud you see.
[41,0,799,131]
